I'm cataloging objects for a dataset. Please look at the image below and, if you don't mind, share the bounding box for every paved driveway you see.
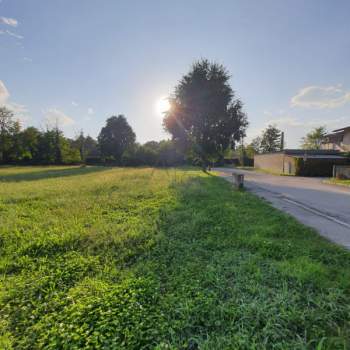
[215,168,350,249]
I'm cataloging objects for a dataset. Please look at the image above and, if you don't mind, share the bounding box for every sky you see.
[0,0,349,148]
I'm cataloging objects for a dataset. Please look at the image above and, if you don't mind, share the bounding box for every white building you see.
[322,126,350,152]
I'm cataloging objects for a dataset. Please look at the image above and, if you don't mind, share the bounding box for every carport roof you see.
[291,155,346,159]
[258,149,346,157]
[283,149,341,156]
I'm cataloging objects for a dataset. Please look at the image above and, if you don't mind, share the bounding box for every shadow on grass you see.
[0,166,111,182]
[133,175,350,348]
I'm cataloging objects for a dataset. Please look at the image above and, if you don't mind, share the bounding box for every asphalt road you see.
[215,167,350,249]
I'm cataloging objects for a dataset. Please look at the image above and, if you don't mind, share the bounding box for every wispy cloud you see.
[23,57,32,62]
[0,80,28,122]
[291,85,350,109]
[71,101,78,107]
[6,101,28,115]
[0,80,10,104]
[5,29,23,39]
[0,28,24,40]
[267,116,305,127]
[44,108,75,127]
[87,107,94,115]
[0,16,18,27]
[267,115,347,129]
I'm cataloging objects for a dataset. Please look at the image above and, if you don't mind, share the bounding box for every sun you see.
[155,97,170,116]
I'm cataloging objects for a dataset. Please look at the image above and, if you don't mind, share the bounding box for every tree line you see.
[0,59,250,168]
[0,59,338,168]
[0,107,185,166]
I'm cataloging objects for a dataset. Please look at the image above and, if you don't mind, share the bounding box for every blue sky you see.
[0,0,349,147]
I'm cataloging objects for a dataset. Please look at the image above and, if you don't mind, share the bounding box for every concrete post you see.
[232,173,244,189]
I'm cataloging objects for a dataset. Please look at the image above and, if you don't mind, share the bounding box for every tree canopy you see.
[98,115,136,163]
[163,59,248,166]
[301,126,327,150]
[0,107,185,167]
[0,107,16,162]
[259,125,283,153]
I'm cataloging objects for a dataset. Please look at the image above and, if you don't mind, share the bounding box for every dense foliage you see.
[0,107,90,165]
[163,59,248,167]
[1,166,349,349]
[98,115,136,163]
[301,126,328,150]
[0,107,184,166]
[122,140,184,166]
[251,125,283,153]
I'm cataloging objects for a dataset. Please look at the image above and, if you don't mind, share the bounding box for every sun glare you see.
[156,97,170,116]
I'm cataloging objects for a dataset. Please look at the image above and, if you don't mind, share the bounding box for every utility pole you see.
[280,132,285,151]
[240,134,245,166]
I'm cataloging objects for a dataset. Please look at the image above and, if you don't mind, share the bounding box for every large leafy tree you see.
[98,115,136,163]
[249,136,263,154]
[36,128,81,164]
[7,120,23,162]
[163,59,248,167]
[73,131,99,161]
[260,125,283,153]
[301,126,327,150]
[21,127,41,161]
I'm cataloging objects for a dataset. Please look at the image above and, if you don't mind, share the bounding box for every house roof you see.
[332,126,350,133]
[291,155,346,159]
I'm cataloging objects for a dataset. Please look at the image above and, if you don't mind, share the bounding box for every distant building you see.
[254,149,349,176]
[322,126,350,152]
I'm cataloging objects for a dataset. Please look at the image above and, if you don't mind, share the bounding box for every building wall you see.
[283,156,296,175]
[254,153,348,176]
[321,143,342,151]
[321,130,350,151]
[334,165,350,179]
[342,131,350,151]
[254,153,288,174]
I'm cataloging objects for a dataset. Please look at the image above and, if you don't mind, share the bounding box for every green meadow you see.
[0,166,349,349]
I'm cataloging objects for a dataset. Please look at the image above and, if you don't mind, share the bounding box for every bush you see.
[121,141,185,167]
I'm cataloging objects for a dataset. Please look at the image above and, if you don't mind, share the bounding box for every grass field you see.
[1,166,350,349]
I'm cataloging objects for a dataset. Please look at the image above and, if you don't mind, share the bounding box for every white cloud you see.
[6,102,28,114]
[7,103,29,125]
[0,80,28,123]
[71,101,78,107]
[267,115,348,129]
[5,29,23,39]
[291,85,350,109]
[268,117,304,127]
[0,80,10,104]
[87,107,94,115]
[44,108,75,127]
[0,16,18,27]
[0,28,23,39]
